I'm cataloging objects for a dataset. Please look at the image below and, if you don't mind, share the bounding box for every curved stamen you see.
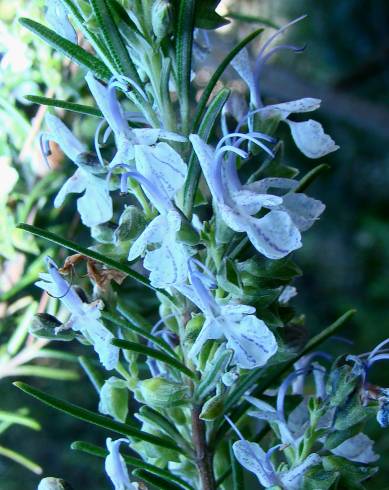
[368,353,389,366]
[94,119,108,167]
[368,338,389,364]
[253,44,305,105]
[216,131,275,152]
[224,415,245,440]
[213,146,248,203]
[277,368,312,421]
[103,125,113,144]
[234,135,276,158]
[257,15,307,64]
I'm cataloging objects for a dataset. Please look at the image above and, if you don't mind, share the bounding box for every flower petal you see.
[144,242,189,288]
[46,114,86,162]
[54,169,87,208]
[128,215,166,261]
[77,174,113,227]
[189,134,219,199]
[246,210,302,259]
[281,193,325,232]
[232,441,276,488]
[105,438,136,490]
[280,453,321,489]
[224,314,277,369]
[331,433,379,464]
[230,49,256,103]
[77,316,119,370]
[135,143,187,199]
[232,189,283,215]
[189,318,223,359]
[259,98,321,121]
[286,119,339,159]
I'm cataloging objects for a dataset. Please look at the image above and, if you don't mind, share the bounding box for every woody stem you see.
[191,405,216,490]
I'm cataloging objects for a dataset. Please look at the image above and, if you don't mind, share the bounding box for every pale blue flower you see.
[231,17,339,159]
[190,134,325,259]
[247,365,328,447]
[179,261,277,369]
[228,416,321,489]
[36,257,119,370]
[85,73,186,168]
[116,142,190,288]
[105,438,137,490]
[43,113,113,227]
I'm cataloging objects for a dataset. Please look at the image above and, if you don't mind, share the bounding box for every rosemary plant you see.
[12,1,389,489]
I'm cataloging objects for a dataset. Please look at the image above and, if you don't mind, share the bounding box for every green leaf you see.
[0,411,41,431]
[196,348,233,400]
[225,11,279,29]
[192,28,263,132]
[0,445,42,475]
[138,406,193,455]
[14,382,182,452]
[133,469,187,490]
[183,88,230,218]
[238,257,302,282]
[111,339,196,380]
[16,223,167,297]
[211,309,356,446]
[176,0,196,134]
[217,259,244,296]
[19,17,111,81]
[71,440,194,490]
[26,95,102,117]
[78,356,105,392]
[102,311,177,357]
[89,0,140,81]
[10,366,79,381]
[323,455,377,488]
[303,468,339,490]
[294,164,331,193]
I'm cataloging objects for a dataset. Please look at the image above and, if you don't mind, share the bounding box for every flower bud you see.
[30,314,76,341]
[99,376,129,422]
[114,206,146,243]
[37,477,73,490]
[137,377,189,409]
[200,394,225,421]
[222,370,239,387]
[151,0,173,41]
[184,315,204,350]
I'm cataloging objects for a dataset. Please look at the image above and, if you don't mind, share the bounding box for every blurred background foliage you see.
[0,0,388,488]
